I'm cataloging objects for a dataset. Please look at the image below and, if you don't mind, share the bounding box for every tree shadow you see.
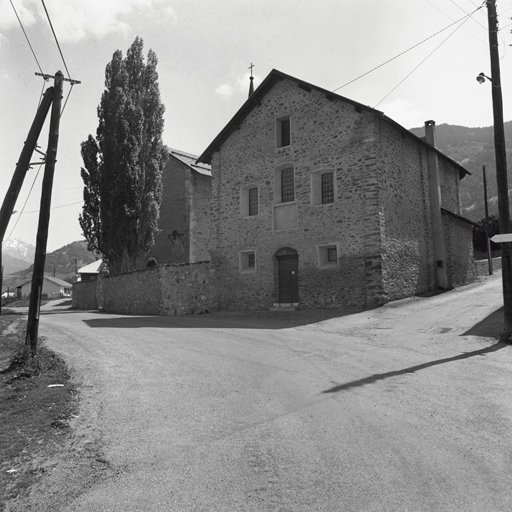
[321,341,509,395]
[81,308,362,330]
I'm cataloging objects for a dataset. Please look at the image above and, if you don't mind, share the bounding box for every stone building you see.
[197,69,476,311]
[138,148,211,268]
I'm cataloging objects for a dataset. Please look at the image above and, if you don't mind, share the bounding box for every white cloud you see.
[215,83,235,99]
[0,0,176,43]
[215,71,263,99]
[0,0,37,30]
[381,98,424,129]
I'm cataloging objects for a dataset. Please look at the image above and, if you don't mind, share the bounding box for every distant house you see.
[16,276,73,299]
[76,260,103,282]
[137,148,212,269]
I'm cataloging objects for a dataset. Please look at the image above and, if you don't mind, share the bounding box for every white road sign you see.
[490,233,512,243]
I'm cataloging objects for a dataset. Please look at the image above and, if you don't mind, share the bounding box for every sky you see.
[1,0,511,252]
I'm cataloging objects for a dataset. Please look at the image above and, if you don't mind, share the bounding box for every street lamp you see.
[476,72,492,84]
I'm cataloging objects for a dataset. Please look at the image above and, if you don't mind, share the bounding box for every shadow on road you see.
[81,308,360,330]
[462,306,503,339]
[321,341,509,395]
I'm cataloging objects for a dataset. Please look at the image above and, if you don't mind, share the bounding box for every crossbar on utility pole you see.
[486,0,512,340]
[0,86,54,315]
[25,72,64,355]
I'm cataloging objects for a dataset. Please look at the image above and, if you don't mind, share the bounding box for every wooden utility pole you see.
[486,0,512,339]
[483,165,493,275]
[25,72,63,354]
[0,87,53,315]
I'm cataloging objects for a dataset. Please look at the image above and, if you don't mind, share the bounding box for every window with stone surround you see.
[311,169,336,206]
[281,167,294,203]
[240,250,256,273]
[276,115,291,148]
[318,244,338,268]
[240,184,259,217]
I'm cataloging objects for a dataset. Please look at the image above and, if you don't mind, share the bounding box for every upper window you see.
[248,187,258,216]
[321,173,334,204]
[311,169,336,206]
[281,167,295,203]
[240,184,259,217]
[276,116,291,148]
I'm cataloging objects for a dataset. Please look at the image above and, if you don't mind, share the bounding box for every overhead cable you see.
[9,0,44,75]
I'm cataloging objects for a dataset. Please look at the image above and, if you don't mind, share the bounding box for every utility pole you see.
[486,0,512,340]
[25,72,63,355]
[483,165,493,275]
[0,87,53,316]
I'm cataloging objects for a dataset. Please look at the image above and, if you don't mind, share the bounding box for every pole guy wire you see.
[9,0,44,75]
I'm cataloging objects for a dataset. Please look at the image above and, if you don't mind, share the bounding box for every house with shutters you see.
[137,148,211,269]
[196,69,476,311]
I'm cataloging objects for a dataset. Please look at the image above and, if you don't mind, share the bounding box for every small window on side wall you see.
[240,251,256,273]
[318,245,338,268]
[240,185,259,217]
[276,116,291,148]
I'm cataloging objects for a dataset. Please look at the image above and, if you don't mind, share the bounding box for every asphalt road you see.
[18,274,512,511]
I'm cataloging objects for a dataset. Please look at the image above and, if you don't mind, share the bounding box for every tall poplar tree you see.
[79,37,167,273]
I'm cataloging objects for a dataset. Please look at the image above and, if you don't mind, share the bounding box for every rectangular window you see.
[240,251,256,273]
[280,118,290,147]
[248,187,258,216]
[281,168,294,203]
[248,253,255,268]
[321,173,334,204]
[327,247,337,262]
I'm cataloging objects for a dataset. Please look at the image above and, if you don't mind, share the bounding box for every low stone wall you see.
[442,213,476,287]
[475,256,502,276]
[72,280,98,310]
[75,261,216,316]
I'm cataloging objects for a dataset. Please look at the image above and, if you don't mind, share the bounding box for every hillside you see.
[1,253,29,275]
[409,121,512,223]
[4,240,98,288]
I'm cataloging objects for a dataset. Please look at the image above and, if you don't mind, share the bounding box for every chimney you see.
[425,120,436,147]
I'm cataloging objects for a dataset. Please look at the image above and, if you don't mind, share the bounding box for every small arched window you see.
[146,257,158,268]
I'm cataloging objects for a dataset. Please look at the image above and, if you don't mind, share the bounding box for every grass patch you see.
[0,316,78,505]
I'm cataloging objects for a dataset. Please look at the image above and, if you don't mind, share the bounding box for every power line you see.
[40,0,71,80]
[374,8,477,108]
[332,4,484,93]
[9,0,44,75]
[3,163,44,243]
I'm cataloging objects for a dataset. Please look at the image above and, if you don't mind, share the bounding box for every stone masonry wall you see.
[377,120,434,300]
[138,157,189,268]
[189,172,211,263]
[90,262,215,316]
[442,213,476,287]
[103,266,162,314]
[210,79,383,311]
[72,280,98,310]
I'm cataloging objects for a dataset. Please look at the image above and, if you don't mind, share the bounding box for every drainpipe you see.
[425,120,448,289]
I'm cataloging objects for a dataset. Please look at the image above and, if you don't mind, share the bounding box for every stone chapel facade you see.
[197,69,475,311]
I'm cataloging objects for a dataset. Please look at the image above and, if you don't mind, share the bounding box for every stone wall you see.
[378,119,434,301]
[72,280,98,310]
[475,256,502,276]
[75,262,216,315]
[442,212,476,287]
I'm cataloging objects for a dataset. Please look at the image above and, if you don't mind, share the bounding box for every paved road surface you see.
[13,275,512,511]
